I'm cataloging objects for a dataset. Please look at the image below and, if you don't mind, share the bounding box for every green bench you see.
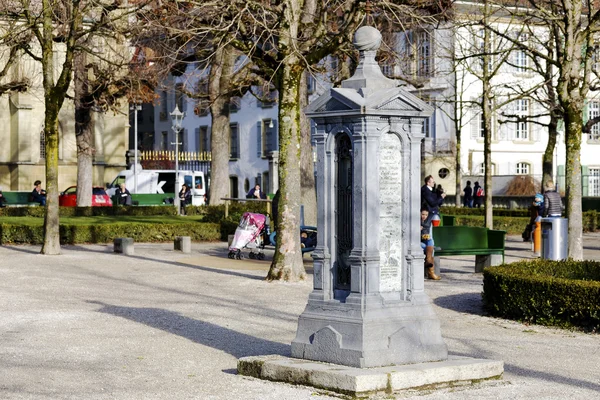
[1,191,40,206]
[431,226,506,273]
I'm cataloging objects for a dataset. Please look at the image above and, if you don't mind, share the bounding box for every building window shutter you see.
[255,174,262,187]
[471,109,480,139]
[195,128,200,152]
[257,121,263,157]
[582,165,590,196]
[557,165,565,192]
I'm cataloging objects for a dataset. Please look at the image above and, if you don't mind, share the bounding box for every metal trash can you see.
[541,217,568,260]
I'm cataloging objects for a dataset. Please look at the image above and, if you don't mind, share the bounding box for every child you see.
[421,208,441,280]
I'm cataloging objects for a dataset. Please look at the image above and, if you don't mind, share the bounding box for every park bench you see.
[1,191,40,206]
[431,226,506,273]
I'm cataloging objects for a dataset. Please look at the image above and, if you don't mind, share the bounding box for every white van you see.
[106,166,207,206]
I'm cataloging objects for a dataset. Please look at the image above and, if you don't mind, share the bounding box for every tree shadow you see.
[89,301,291,359]
[433,293,485,316]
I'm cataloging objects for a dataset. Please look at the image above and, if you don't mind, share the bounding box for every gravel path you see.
[1,233,599,399]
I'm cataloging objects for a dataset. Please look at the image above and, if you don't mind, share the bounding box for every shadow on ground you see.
[433,293,485,315]
[89,301,291,359]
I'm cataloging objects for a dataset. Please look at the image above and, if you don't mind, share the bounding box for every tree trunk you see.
[482,7,493,229]
[42,101,61,255]
[266,65,306,281]
[208,46,233,206]
[454,71,462,207]
[564,106,584,259]
[542,117,558,192]
[74,52,93,207]
[300,71,316,226]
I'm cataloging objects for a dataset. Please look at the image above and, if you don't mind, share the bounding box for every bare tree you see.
[5,0,152,253]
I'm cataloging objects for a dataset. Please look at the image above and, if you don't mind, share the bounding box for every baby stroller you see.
[228,212,268,260]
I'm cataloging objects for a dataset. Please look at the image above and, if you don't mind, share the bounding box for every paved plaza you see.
[1,234,599,399]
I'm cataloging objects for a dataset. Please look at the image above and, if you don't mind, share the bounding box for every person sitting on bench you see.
[421,207,441,280]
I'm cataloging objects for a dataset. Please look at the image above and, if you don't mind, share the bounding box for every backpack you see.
[476,187,484,197]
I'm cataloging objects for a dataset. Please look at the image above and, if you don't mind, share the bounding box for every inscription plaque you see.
[378,133,403,292]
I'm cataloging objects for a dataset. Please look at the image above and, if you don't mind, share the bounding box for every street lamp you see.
[130,102,142,193]
[170,105,184,214]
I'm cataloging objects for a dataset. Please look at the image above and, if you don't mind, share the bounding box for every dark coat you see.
[543,190,562,217]
[463,185,473,202]
[179,188,192,205]
[246,188,267,199]
[421,184,444,215]
[115,188,132,205]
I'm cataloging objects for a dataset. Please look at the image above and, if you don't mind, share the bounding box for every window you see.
[514,33,529,73]
[230,123,240,159]
[477,163,496,175]
[230,96,241,113]
[417,31,432,77]
[194,80,209,116]
[589,101,600,140]
[307,74,316,95]
[162,131,168,150]
[421,96,433,137]
[514,99,530,140]
[175,83,185,112]
[589,168,600,196]
[178,129,185,152]
[262,171,270,195]
[229,176,239,198]
[244,178,250,193]
[515,162,530,175]
[258,119,277,158]
[472,28,493,72]
[399,30,434,78]
[197,126,210,152]
[160,91,168,120]
[256,83,277,108]
[438,168,449,179]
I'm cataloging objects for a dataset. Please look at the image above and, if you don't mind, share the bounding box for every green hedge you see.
[0,206,178,217]
[0,222,220,245]
[483,259,600,332]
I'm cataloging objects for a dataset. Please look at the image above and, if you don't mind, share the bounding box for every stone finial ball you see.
[353,26,382,51]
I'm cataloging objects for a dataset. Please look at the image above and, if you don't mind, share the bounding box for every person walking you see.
[542,180,562,217]
[463,180,473,208]
[179,184,192,214]
[473,181,484,208]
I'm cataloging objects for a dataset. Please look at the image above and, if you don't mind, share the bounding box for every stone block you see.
[114,238,134,255]
[475,254,503,273]
[174,236,191,253]
[238,355,503,396]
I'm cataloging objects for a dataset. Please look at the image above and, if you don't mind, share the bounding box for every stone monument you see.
[290,25,446,368]
[238,26,503,395]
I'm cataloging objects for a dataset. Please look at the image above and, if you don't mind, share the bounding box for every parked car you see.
[59,186,113,207]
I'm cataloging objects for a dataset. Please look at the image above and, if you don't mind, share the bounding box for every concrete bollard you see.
[174,236,191,254]
[114,238,134,255]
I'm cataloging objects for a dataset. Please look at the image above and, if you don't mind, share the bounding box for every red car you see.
[59,186,113,207]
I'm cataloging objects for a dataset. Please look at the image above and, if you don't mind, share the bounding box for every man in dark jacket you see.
[421,175,446,217]
[463,181,473,208]
[31,180,46,206]
[543,180,562,217]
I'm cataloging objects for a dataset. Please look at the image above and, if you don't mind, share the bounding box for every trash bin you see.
[541,217,568,260]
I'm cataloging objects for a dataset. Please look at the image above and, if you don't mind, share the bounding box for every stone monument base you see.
[238,355,503,397]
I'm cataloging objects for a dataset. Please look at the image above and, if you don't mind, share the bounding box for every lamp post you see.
[170,105,184,214]
[130,102,142,193]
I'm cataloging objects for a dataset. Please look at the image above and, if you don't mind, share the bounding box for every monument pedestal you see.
[291,293,447,368]
[238,355,504,396]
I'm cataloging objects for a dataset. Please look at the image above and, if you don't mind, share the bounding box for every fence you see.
[135,150,212,177]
